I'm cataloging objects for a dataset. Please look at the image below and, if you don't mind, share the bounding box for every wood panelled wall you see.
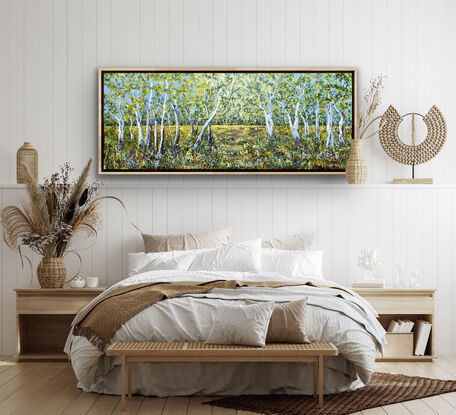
[0,0,456,355]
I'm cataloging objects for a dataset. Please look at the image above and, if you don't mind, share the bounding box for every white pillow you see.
[127,250,200,277]
[189,239,262,273]
[206,302,275,347]
[261,248,324,280]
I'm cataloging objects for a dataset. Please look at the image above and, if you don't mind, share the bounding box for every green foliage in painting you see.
[102,71,353,171]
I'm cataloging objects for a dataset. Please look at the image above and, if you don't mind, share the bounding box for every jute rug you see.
[206,372,456,415]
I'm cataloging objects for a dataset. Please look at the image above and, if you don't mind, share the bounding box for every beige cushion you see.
[245,299,310,343]
[142,227,232,253]
[206,302,275,347]
[262,233,314,250]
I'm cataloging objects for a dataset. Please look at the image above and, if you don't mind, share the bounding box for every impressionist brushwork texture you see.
[102,71,353,172]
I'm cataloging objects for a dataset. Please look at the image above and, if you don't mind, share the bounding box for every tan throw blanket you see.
[72,280,348,350]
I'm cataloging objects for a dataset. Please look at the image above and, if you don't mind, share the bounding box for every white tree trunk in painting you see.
[145,110,152,150]
[172,101,180,152]
[135,109,144,147]
[204,105,213,148]
[299,110,310,137]
[325,103,335,148]
[314,100,320,142]
[117,106,125,151]
[194,91,222,149]
[158,94,169,155]
[153,107,159,152]
[129,116,134,141]
[336,107,345,143]
[256,93,275,144]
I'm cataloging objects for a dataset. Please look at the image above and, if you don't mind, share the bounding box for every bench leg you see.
[128,361,132,398]
[121,355,126,411]
[318,355,323,408]
[313,360,317,398]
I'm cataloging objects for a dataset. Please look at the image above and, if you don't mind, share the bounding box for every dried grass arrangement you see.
[357,74,386,140]
[0,158,106,287]
[346,75,386,184]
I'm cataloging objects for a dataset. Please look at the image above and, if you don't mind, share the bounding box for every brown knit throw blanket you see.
[72,280,347,350]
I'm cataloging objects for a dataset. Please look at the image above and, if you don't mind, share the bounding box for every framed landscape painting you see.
[98,68,356,174]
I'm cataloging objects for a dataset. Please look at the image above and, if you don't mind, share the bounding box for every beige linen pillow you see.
[245,298,310,343]
[142,227,232,253]
[262,233,314,250]
[206,302,275,347]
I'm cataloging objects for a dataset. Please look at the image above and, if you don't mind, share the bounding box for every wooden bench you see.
[106,341,338,410]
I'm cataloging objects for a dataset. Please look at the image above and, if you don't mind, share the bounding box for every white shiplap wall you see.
[0,0,456,355]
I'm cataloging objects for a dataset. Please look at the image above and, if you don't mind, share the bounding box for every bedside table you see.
[353,288,436,361]
[14,287,105,361]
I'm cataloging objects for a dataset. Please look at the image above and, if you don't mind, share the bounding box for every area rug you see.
[206,372,456,415]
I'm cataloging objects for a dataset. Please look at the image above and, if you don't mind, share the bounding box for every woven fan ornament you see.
[378,105,446,184]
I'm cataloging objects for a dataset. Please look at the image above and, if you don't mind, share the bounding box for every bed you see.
[64,237,386,397]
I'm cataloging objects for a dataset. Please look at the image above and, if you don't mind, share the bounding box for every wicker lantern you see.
[16,142,38,184]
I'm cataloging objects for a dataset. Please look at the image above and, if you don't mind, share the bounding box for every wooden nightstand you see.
[353,288,436,362]
[15,287,105,361]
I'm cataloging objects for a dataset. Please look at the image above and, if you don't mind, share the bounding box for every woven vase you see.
[346,139,367,184]
[37,257,66,288]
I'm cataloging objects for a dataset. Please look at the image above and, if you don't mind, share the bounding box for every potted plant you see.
[1,159,102,288]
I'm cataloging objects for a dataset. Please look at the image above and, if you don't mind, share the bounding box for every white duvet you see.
[65,270,386,396]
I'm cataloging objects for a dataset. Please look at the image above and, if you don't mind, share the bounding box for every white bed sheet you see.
[65,270,386,396]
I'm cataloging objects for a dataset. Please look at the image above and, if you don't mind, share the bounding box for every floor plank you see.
[187,397,211,415]
[361,407,387,414]
[382,403,413,414]
[137,397,167,415]
[435,357,456,377]
[86,394,119,415]
[440,391,456,408]
[0,363,66,413]
[421,395,456,414]
[36,379,82,415]
[113,395,144,414]
[401,399,437,415]
[10,366,75,415]
[60,390,100,415]
[162,397,190,415]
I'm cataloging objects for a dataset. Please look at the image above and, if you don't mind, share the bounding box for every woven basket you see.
[346,139,367,184]
[16,142,38,184]
[37,257,66,288]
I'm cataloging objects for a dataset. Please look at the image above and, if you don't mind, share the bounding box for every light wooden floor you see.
[2,356,456,415]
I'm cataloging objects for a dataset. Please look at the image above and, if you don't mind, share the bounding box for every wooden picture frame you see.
[98,68,357,175]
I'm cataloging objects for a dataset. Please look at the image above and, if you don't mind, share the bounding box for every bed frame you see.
[106,341,338,410]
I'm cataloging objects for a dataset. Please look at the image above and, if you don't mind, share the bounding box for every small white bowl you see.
[69,277,86,288]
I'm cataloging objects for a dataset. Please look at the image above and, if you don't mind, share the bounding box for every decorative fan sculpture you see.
[378,105,446,184]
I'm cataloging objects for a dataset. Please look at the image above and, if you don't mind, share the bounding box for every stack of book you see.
[386,319,432,356]
[413,320,432,356]
[387,319,415,333]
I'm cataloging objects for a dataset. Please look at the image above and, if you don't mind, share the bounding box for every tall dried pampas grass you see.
[1,158,103,265]
[358,75,386,140]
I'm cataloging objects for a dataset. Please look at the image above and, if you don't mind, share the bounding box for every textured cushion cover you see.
[261,248,324,280]
[262,233,314,250]
[245,299,310,343]
[142,227,232,253]
[127,250,200,277]
[190,239,262,273]
[206,302,275,347]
